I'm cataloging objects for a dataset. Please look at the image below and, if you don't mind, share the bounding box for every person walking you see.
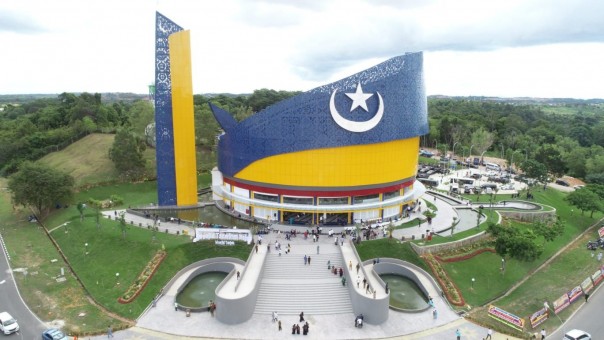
[317,245,319,254]
[107,325,113,338]
[299,311,305,322]
[308,256,311,265]
[455,328,461,340]
[485,328,493,339]
[237,271,240,280]
[432,309,438,319]
[357,276,361,288]
[278,320,282,331]
[541,328,546,339]
[349,260,352,270]
[304,255,307,265]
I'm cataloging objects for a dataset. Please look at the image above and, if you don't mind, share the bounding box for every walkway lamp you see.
[471,277,475,289]
[469,144,474,169]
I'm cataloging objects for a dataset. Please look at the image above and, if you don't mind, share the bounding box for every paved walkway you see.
[96,195,522,340]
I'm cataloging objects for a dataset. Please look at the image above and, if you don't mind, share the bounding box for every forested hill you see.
[1,91,603,185]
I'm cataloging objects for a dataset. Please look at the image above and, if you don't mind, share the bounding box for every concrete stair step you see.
[254,243,353,316]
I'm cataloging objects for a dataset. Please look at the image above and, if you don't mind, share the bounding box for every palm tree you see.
[450,217,459,236]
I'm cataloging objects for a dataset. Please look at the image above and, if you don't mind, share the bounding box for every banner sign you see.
[568,285,583,303]
[553,294,570,314]
[592,269,603,286]
[214,240,235,246]
[488,305,524,330]
[581,276,594,294]
[529,307,549,329]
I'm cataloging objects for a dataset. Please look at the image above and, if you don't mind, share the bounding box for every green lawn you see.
[356,238,429,272]
[50,217,252,319]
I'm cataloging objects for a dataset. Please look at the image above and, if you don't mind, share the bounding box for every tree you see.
[8,162,74,219]
[76,202,86,221]
[470,127,494,160]
[532,218,564,245]
[487,223,543,261]
[450,217,459,236]
[565,187,603,217]
[118,212,127,239]
[520,159,549,188]
[108,129,147,180]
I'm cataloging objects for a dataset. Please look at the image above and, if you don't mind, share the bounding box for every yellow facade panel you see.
[169,30,198,206]
[236,137,420,187]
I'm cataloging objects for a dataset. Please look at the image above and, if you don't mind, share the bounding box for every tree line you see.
[3,91,604,218]
[426,99,604,184]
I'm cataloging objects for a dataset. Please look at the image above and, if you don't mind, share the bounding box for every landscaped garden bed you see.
[118,250,166,304]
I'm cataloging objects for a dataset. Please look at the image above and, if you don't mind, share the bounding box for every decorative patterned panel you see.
[154,12,183,206]
[210,52,428,178]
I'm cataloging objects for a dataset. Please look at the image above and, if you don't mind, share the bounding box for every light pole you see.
[116,272,120,285]
[461,147,466,170]
[471,277,475,289]
[452,142,459,159]
[480,151,487,167]
[434,141,438,154]
[469,144,474,169]
[510,152,515,171]
[501,145,504,160]
[85,242,89,255]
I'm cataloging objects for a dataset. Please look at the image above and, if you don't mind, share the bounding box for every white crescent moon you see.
[329,89,383,133]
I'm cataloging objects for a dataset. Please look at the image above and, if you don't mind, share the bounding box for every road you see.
[0,235,47,339]
[550,283,603,339]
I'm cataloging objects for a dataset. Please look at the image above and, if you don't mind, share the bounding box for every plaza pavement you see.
[97,186,522,339]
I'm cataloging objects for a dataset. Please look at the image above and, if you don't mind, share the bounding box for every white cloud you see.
[0,0,602,98]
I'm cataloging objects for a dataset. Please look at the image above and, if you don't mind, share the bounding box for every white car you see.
[563,329,591,340]
[0,312,19,335]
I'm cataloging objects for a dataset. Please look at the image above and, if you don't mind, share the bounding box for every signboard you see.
[488,305,525,331]
[529,307,549,329]
[581,276,594,294]
[553,294,570,314]
[568,285,583,303]
[214,240,235,246]
[592,269,604,286]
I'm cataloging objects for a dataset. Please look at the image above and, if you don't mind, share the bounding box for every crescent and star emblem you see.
[329,82,384,133]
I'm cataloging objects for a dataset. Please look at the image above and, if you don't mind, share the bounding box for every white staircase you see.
[254,243,353,315]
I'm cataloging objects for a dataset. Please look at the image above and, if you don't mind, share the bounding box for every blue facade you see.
[154,12,183,206]
[211,52,429,178]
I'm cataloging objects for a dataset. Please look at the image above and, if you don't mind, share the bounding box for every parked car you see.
[500,184,514,190]
[563,329,591,340]
[419,149,433,158]
[0,312,19,335]
[43,328,69,340]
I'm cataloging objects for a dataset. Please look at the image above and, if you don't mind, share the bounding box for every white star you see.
[345,82,373,112]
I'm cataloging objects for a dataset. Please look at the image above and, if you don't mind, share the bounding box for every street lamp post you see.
[501,145,504,160]
[471,277,475,289]
[85,242,89,255]
[116,272,120,285]
[468,145,474,169]
[462,147,466,170]
[452,142,459,159]
[480,151,487,167]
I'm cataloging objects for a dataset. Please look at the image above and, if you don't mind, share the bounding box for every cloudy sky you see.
[1,0,603,99]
